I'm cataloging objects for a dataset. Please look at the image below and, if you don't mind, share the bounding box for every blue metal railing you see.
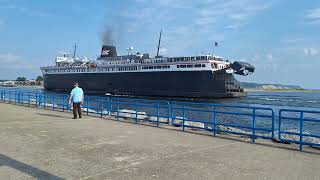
[171,101,275,143]
[108,97,170,126]
[279,109,320,150]
[1,89,320,151]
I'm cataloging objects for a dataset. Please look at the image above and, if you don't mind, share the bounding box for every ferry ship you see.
[41,35,254,98]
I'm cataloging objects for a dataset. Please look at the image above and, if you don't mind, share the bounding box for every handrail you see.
[279,109,320,150]
[0,89,319,151]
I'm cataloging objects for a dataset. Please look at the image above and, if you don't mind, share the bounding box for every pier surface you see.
[0,103,319,180]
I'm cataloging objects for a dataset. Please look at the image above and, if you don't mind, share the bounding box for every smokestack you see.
[100,45,117,58]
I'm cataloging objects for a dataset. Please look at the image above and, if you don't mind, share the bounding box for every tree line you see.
[16,76,43,82]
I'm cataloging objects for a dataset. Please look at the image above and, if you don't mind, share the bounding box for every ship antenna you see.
[72,43,79,58]
[156,29,162,57]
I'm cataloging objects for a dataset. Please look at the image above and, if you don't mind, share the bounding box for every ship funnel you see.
[100,45,117,58]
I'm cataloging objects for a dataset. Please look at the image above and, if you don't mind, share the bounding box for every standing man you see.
[69,82,84,119]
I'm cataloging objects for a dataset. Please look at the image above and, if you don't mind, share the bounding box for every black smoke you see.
[102,27,113,46]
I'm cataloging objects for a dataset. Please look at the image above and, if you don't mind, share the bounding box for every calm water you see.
[1,87,320,134]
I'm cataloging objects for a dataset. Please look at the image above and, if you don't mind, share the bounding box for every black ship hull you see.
[43,71,246,98]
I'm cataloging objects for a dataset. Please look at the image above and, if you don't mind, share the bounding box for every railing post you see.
[252,108,256,143]
[17,91,20,104]
[109,97,112,115]
[117,99,120,121]
[62,96,65,112]
[157,103,160,127]
[278,111,282,141]
[18,92,22,104]
[171,103,175,126]
[182,105,186,131]
[213,106,217,136]
[14,91,17,104]
[100,96,103,118]
[86,96,89,115]
[271,110,275,140]
[38,93,42,108]
[43,95,46,109]
[167,102,170,125]
[135,101,138,123]
[52,96,55,110]
[35,93,38,108]
[28,94,30,107]
[21,92,23,104]
[299,112,304,151]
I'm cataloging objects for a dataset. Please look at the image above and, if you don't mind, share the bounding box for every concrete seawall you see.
[0,103,320,180]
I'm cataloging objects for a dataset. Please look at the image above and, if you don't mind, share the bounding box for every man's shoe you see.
[79,116,82,119]
[73,117,77,119]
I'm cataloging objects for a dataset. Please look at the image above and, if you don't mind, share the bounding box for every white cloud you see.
[284,38,306,44]
[1,5,50,17]
[266,53,273,60]
[248,53,278,73]
[196,1,273,29]
[306,8,320,19]
[0,53,20,63]
[159,47,168,55]
[0,53,39,70]
[303,48,319,56]
[125,0,273,31]
[121,0,273,56]
[305,8,320,25]
[250,53,275,62]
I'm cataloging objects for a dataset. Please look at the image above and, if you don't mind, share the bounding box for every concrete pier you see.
[0,103,320,180]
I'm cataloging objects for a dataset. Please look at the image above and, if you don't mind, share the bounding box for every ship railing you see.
[2,89,320,151]
[279,109,320,151]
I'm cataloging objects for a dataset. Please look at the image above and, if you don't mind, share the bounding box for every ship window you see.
[196,57,200,60]
[187,65,193,68]
[180,65,186,68]
[157,66,161,69]
[195,64,201,67]
[202,64,206,67]
[149,66,154,69]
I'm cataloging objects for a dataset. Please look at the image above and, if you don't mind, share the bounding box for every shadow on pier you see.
[0,154,64,180]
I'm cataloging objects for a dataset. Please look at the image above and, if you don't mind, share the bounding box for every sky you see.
[0,0,319,89]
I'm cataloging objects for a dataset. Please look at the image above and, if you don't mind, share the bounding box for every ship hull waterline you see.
[43,71,246,98]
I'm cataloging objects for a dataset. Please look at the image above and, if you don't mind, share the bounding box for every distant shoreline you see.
[0,85,43,89]
[245,88,320,92]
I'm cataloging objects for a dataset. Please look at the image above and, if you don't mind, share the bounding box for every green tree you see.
[36,76,43,85]
[36,76,43,82]
[16,77,27,81]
